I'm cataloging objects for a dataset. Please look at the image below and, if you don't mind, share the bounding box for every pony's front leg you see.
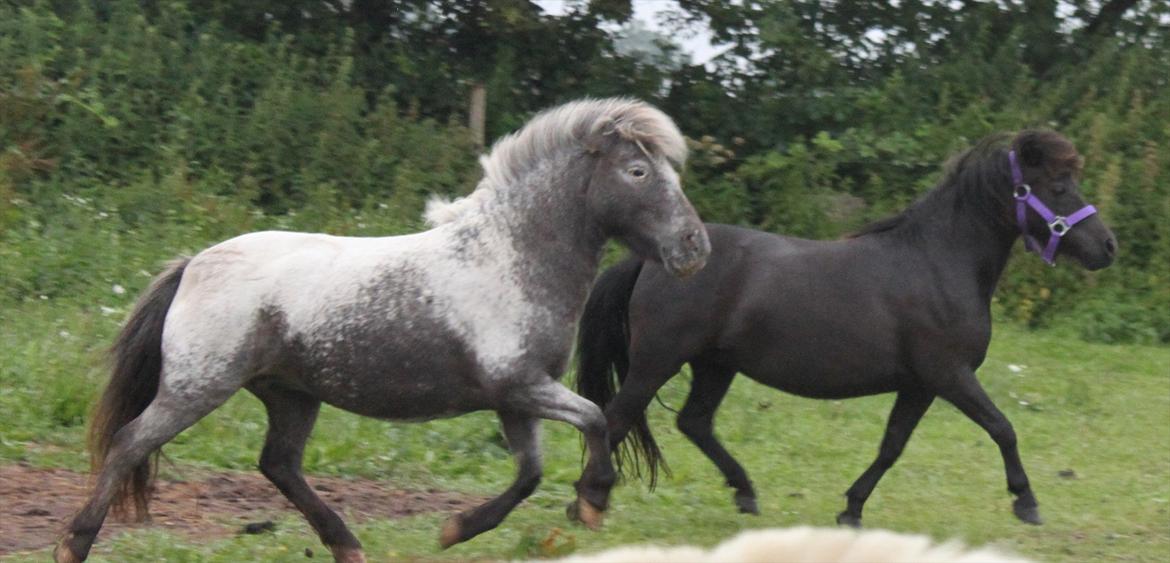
[439,412,542,548]
[515,380,615,530]
[941,371,1043,525]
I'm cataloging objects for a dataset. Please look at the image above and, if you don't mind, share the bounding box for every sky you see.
[532,0,725,64]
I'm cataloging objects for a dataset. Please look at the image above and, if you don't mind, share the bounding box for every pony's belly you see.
[736,349,901,399]
[273,325,497,420]
[726,313,903,399]
[312,378,493,421]
[742,369,900,400]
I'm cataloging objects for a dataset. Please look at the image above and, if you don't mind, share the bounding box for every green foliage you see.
[0,0,480,216]
[1,0,1167,347]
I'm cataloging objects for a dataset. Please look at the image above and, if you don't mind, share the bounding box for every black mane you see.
[847,133,1016,239]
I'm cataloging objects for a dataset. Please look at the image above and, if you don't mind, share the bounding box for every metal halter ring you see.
[1013,184,1031,200]
[1048,217,1070,236]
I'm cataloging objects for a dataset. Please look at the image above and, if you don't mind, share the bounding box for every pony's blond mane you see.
[424,98,687,227]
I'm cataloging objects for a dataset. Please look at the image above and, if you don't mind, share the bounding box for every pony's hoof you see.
[568,498,604,531]
[734,493,760,515]
[836,511,862,528]
[328,546,367,563]
[53,543,83,563]
[438,514,464,549]
[1013,500,1044,525]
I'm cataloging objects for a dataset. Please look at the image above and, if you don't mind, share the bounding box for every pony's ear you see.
[1017,134,1046,167]
[583,117,616,154]
[1014,130,1083,174]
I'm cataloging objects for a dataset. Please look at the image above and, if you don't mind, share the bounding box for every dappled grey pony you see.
[576,130,1116,528]
[55,98,710,563]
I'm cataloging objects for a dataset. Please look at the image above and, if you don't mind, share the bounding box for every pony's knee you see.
[576,407,608,438]
[875,442,908,469]
[257,453,287,481]
[258,443,302,482]
[675,413,711,439]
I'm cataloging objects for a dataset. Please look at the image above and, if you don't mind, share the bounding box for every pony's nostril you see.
[1105,238,1117,256]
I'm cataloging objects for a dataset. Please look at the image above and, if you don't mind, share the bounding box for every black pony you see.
[574,130,1116,527]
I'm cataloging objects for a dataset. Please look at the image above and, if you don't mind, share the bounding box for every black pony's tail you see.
[575,258,669,488]
[89,257,190,521]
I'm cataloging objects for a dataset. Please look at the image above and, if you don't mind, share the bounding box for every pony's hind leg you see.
[248,382,364,562]
[836,389,933,527]
[940,372,1042,525]
[676,363,758,514]
[439,412,542,548]
[55,382,237,562]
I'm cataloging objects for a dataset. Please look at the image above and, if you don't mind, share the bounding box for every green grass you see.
[1,298,1168,562]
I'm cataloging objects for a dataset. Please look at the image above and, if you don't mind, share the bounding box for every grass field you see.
[1,298,1168,562]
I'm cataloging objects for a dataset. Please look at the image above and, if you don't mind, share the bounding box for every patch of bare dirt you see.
[0,462,484,556]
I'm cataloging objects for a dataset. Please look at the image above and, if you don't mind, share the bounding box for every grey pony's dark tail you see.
[89,257,190,521]
[575,257,669,488]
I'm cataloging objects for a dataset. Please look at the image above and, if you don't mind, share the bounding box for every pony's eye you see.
[629,167,647,179]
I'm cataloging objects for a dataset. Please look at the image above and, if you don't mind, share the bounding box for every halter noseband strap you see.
[1008,150,1097,266]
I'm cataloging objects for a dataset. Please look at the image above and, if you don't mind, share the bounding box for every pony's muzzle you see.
[1104,236,1118,259]
[1083,235,1117,270]
[661,226,711,279]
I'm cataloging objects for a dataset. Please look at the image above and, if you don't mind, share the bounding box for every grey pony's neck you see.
[472,150,607,321]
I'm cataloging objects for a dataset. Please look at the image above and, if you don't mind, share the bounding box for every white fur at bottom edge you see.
[541,526,1033,563]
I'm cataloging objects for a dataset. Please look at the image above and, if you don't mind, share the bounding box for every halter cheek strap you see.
[1008,150,1097,266]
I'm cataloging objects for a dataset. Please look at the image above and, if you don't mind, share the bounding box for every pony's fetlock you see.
[836,510,863,528]
[438,513,465,549]
[734,491,760,515]
[328,545,367,563]
[54,533,91,563]
[53,546,83,563]
[574,482,612,512]
[568,497,605,530]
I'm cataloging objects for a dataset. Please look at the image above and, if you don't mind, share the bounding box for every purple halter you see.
[1008,150,1097,266]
